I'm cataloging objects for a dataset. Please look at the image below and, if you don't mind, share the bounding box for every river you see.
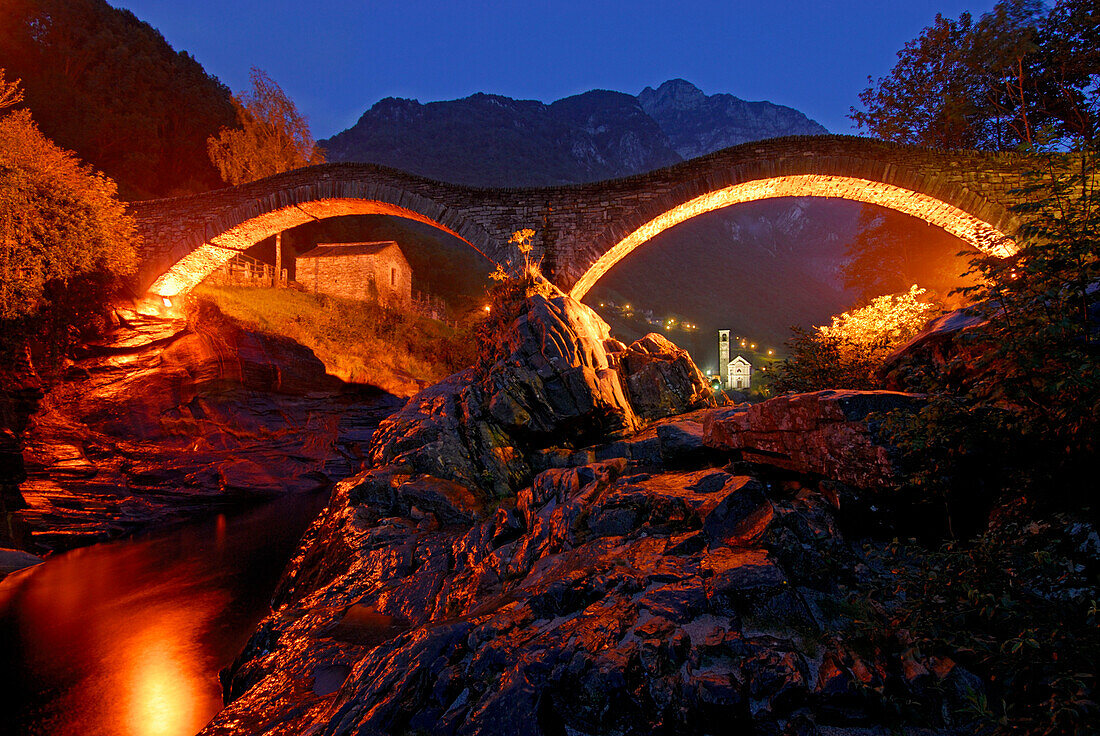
[0,491,331,736]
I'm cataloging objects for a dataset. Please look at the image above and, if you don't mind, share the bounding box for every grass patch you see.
[191,284,478,396]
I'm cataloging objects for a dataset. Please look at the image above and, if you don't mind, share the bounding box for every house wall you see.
[299,248,412,307]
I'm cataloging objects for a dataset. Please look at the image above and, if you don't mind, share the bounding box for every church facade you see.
[718,330,752,390]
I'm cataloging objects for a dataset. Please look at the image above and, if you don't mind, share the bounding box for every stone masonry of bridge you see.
[128,135,1035,300]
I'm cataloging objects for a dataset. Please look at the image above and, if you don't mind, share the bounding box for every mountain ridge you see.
[320,79,827,187]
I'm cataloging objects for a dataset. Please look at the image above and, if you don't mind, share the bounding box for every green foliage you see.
[0,68,22,110]
[851,0,1098,150]
[0,101,136,365]
[885,149,1099,506]
[0,0,237,198]
[191,285,477,395]
[854,516,1100,735]
[860,100,1099,736]
[207,68,324,186]
[842,10,1100,735]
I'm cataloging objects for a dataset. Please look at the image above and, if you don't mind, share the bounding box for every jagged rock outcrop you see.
[202,280,978,736]
[369,278,713,497]
[206,459,976,736]
[0,346,43,546]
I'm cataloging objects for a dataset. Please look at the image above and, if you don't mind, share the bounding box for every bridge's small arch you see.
[568,174,1019,300]
[147,197,492,298]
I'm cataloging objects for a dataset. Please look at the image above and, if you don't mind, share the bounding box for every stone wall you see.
[298,242,412,307]
[128,135,1045,298]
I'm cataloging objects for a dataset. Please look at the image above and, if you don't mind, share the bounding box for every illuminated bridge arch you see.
[568,171,1019,300]
[129,136,1033,300]
[130,165,505,298]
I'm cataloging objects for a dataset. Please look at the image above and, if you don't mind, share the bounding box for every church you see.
[718,330,752,390]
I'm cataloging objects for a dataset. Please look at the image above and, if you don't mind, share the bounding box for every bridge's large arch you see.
[568,173,1018,300]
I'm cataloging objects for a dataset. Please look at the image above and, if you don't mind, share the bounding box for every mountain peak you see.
[637,79,827,160]
[638,79,710,110]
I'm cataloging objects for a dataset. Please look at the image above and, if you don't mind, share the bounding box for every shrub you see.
[771,285,939,393]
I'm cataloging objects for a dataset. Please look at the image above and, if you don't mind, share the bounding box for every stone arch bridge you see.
[129,135,1031,302]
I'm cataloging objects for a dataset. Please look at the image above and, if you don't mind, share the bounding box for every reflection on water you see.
[0,491,330,736]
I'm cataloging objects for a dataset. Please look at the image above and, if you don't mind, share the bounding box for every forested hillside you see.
[0,0,237,199]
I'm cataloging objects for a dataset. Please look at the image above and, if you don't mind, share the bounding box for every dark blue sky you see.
[112,0,997,139]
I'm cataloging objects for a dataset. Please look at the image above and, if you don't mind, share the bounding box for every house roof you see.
[298,241,402,259]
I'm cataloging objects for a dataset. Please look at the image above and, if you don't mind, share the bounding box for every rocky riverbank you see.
[2,301,402,554]
[199,277,984,735]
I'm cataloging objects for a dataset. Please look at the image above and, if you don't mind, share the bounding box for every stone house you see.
[296,241,412,307]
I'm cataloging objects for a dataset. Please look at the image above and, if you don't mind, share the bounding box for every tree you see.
[0,68,21,110]
[0,70,136,363]
[846,10,1100,732]
[840,208,982,307]
[850,0,1098,150]
[871,149,1100,734]
[0,0,238,198]
[207,68,324,186]
[771,286,939,393]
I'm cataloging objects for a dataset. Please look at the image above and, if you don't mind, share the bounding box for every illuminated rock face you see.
[366,277,713,498]
[130,136,1034,299]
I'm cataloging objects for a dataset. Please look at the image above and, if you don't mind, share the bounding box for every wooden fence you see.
[205,253,287,287]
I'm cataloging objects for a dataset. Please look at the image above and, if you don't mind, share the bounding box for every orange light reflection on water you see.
[8,540,228,736]
[2,491,333,736]
[122,609,222,736]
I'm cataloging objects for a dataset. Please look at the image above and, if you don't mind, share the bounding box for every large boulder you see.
[878,307,991,391]
[616,333,713,420]
[702,390,924,489]
[369,277,713,498]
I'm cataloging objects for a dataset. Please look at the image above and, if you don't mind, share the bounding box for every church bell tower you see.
[719,330,730,388]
